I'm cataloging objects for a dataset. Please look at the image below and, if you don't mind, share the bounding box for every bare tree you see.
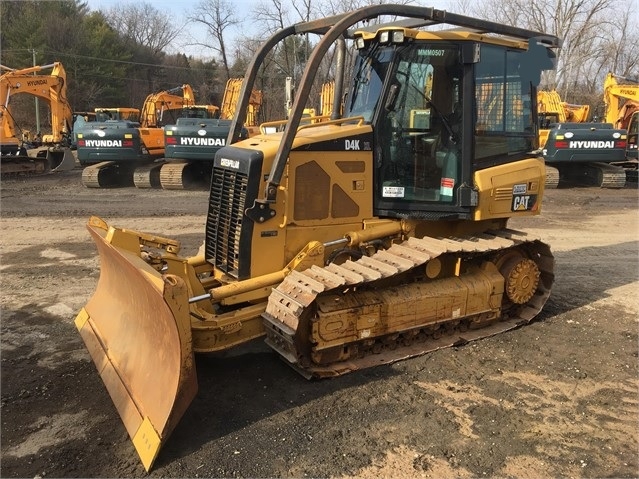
[188,0,240,81]
[450,0,639,111]
[105,2,184,103]
[106,2,182,55]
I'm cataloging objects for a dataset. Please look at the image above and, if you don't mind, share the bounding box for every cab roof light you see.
[379,31,390,43]
[392,30,405,43]
[355,36,366,49]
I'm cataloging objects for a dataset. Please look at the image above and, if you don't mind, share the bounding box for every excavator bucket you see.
[27,146,76,172]
[75,218,197,471]
[47,147,76,172]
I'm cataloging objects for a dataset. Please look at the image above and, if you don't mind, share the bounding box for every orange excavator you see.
[1,62,76,175]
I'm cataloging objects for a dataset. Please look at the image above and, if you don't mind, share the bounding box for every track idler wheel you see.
[497,253,541,304]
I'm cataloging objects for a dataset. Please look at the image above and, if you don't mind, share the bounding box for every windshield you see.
[344,46,393,122]
[375,43,463,205]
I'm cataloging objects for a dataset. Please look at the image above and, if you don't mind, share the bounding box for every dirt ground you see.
[1,169,638,479]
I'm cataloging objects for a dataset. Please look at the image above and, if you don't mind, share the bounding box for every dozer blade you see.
[75,219,197,471]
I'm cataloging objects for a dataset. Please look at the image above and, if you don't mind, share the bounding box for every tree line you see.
[2,0,637,134]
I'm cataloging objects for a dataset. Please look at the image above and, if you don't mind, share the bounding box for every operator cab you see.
[344,28,553,219]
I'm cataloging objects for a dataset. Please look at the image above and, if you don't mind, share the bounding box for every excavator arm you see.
[603,72,639,129]
[0,62,73,144]
[219,78,263,128]
[139,84,196,128]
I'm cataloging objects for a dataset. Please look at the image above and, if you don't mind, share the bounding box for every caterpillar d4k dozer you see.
[76,5,559,471]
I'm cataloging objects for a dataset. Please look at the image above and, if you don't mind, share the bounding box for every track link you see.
[263,229,554,378]
[594,163,627,188]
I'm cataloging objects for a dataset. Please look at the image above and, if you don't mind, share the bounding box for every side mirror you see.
[385,83,400,111]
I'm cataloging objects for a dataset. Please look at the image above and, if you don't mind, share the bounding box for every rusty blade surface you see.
[76,223,197,471]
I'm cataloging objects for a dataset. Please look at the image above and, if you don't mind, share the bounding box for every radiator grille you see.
[206,166,248,278]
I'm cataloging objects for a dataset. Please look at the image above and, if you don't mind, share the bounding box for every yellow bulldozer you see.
[75,5,560,471]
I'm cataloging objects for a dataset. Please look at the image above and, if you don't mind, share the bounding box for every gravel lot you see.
[1,169,638,478]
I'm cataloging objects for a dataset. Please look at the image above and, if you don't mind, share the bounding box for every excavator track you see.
[611,160,638,186]
[82,161,136,188]
[544,165,560,189]
[159,161,212,190]
[159,161,189,189]
[1,155,48,176]
[551,162,627,188]
[263,229,554,378]
[591,163,627,188]
[133,163,163,188]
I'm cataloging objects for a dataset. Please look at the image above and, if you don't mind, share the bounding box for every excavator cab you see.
[77,5,559,471]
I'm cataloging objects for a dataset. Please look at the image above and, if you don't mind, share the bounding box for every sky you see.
[86,0,453,60]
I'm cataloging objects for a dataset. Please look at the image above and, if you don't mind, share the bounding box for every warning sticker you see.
[440,177,455,196]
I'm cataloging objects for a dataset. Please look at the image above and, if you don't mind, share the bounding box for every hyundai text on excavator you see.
[78,85,196,187]
[75,5,559,471]
[0,62,76,175]
[71,107,140,148]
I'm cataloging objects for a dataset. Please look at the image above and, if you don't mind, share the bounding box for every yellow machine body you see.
[76,5,559,471]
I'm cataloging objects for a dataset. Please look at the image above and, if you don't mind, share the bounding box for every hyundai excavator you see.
[537,89,590,146]
[158,79,263,189]
[78,85,196,187]
[1,62,76,175]
[540,74,637,189]
[603,72,639,183]
[537,90,590,188]
[535,89,627,188]
[75,5,559,471]
[72,107,140,149]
